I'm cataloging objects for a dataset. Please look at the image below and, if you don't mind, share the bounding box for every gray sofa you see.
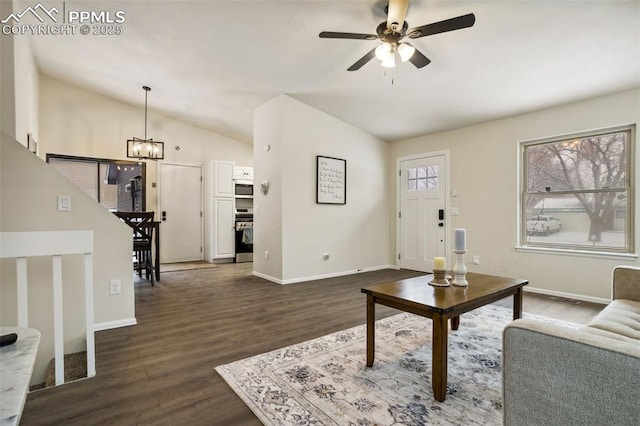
[502,265,640,425]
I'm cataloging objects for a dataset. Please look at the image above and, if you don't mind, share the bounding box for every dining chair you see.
[113,211,155,285]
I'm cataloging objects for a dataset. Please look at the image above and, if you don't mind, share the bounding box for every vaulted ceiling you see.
[21,0,640,143]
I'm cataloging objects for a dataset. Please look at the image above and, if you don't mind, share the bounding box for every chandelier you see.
[126,85,164,160]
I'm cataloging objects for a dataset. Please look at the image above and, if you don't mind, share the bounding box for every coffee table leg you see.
[451,316,460,330]
[513,287,523,320]
[432,314,448,402]
[366,293,375,367]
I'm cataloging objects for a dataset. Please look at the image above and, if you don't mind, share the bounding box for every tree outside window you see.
[521,125,634,253]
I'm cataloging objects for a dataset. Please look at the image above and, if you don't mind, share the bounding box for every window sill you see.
[515,245,638,260]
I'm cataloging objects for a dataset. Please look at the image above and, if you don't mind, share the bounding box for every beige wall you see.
[253,96,284,280]
[0,0,16,140]
[1,134,134,384]
[390,89,640,301]
[13,31,39,148]
[253,95,392,283]
[39,75,253,211]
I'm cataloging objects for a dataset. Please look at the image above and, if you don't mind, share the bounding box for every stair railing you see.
[0,231,95,385]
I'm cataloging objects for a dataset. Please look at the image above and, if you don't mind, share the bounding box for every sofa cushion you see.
[587,299,640,342]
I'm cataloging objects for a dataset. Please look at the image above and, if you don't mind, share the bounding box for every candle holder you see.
[429,269,450,287]
[452,249,468,286]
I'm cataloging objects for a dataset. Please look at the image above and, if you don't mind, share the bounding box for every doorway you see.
[158,163,203,263]
[397,152,449,272]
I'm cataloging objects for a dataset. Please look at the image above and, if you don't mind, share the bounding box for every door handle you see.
[438,209,445,220]
[162,211,167,222]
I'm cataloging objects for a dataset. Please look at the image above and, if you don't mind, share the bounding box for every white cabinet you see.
[234,166,254,181]
[215,160,235,197]
[205,160,236,261]
[213,198,235,258]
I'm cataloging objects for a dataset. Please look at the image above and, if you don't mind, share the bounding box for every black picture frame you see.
[316,155,346,204]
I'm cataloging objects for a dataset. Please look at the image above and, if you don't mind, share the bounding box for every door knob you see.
[438,222,444,227]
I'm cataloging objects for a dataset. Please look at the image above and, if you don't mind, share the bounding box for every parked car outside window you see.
[526,215,562,236]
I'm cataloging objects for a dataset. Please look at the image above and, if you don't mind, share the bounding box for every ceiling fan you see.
[319,0,475,71]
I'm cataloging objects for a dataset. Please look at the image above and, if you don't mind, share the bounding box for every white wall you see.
[39,75,253,211]
[13,33,39,147]
[390,88,640,301]
[254,95,392,283]
[253,97,285,280]
[40,76,253,264]
[1,133,134,384]
[0,0,16,140]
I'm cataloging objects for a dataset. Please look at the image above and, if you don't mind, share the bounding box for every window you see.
[520,125,634,254]
[47,154,146,212]
[408,166,438,191]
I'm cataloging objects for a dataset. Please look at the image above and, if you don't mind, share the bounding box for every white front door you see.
[398,154,447,272]
[159,163,203,263]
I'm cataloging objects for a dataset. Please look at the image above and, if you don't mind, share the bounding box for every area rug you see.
[215,305,578,425]
[160,261,218,272]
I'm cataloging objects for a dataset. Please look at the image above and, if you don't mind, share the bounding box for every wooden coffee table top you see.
[361,272,528,314]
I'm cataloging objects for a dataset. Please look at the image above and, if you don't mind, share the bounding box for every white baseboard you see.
[252,265,396,285]
[524,286,610,305]
[252,271,282,284]
[94,317,137,331]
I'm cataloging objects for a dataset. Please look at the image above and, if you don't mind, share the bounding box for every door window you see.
[408,166,438,191]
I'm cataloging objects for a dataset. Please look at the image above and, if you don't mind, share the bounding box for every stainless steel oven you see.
[235,219,253,263]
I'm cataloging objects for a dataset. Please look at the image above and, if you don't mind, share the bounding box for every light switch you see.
[450,207,459,216]
[57,195,71,212]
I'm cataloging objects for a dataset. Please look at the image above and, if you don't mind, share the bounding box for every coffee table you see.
[361,272,528,402]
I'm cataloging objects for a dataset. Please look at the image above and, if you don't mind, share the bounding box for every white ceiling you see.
[23,0,640,143]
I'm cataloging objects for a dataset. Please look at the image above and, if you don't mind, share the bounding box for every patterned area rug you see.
[215,304,577,425]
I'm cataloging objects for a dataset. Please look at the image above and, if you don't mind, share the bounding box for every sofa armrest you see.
[613,266,640,302]
[503,319,640,426]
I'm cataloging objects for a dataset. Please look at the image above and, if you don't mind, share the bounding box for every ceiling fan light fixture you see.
[398,43,416,62]
[380,53,396,68]
[375,43,393,61]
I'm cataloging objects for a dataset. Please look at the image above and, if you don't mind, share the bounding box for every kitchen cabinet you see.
[215,160,235,197]
[234,166,254,181]
[213,197,235,258]
[205,160,235,261]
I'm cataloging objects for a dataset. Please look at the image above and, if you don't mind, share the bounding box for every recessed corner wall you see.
[253,95,393,284]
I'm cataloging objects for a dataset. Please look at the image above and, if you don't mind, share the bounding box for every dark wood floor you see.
[21,264,605,425]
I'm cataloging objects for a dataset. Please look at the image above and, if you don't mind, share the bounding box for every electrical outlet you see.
[109,279,121,295]
[473,256,480,265]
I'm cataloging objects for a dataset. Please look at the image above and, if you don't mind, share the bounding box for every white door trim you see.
[157,161,205,261]
[395,150,450,270]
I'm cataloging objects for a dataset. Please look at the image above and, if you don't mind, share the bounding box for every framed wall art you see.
[316,155,346,205]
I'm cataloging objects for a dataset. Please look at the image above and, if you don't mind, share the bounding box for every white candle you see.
[454,228,466,251]
[433,257,446,271]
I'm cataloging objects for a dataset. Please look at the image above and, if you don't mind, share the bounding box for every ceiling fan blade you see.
[347,48,377,71]
[319,31,378,40]
[387,0,409,31]
[407,46,431,68]
[407,13,476,39]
